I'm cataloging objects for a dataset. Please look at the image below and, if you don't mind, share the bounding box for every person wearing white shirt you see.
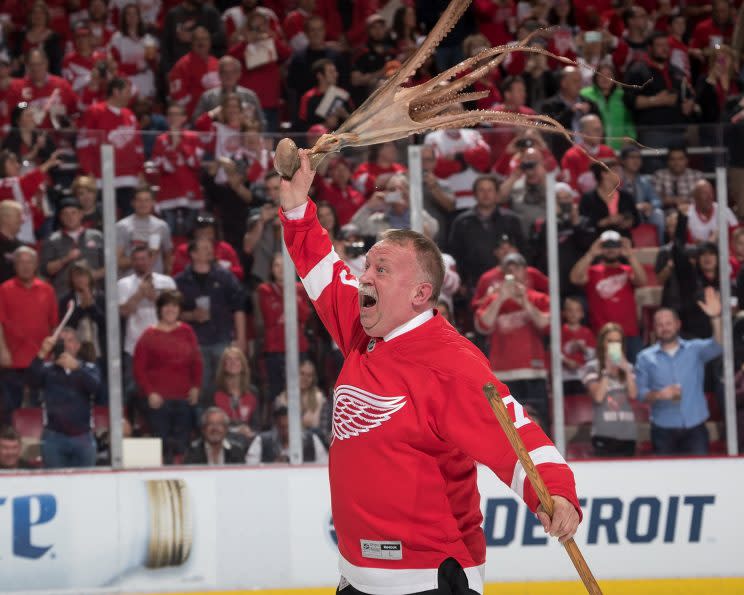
[685,179,738,243]
[117,246,176,402]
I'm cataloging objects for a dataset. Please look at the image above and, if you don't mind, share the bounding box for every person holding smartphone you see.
[581,322,638,457]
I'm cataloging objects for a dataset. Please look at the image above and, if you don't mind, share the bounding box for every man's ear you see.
[412,281,434,308]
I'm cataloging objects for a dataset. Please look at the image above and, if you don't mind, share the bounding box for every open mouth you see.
[361,294,377,309]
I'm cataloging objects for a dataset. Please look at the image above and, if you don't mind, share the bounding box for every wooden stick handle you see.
[51,300,75,344]
[483,382,603,595]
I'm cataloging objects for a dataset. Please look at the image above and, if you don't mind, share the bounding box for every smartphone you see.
[52,340,65,359]
[384,190,403,204]
[607,341,623,365]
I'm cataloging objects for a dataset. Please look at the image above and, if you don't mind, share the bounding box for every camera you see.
[559,202,573,219]
[515,138,534,150]
[52,340,65,359]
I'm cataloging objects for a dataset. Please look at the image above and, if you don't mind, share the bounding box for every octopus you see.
[274,0,624,179]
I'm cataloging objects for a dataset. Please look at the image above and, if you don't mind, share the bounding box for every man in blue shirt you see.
[635,287,722,455]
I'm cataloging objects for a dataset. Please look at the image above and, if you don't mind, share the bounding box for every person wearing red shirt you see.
[168,26,220,119]
[315,0,376,48]
[279,151,581,594]
[171,213,244,280]
[0,246,58,424]
[570,231,647,362]
[312,157,365,225]
[223,0,283,47]
[668,14,691,79]
[473,0,516,47]
[297,58,353,132]
[258,252,311,400]
[7,50,79,130]
[611,7,651,76]
[690,0,734,62]
[560,114,617,194]
[0,149,59,243]
[561,296,596,395]
[214,345,258,441]
[77,78,144,216]
[471,234,549,310]
[283,0,315,51]
[475,252,551,427]
[62,23,108,95]
[86,0,117,50]
[133,289,203,464]
[151,103,204,233]
[352,142,407,198]
[487,76,536,147]
[228,9,291,132]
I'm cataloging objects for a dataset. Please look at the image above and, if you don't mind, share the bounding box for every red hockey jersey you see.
[151,130,204,210]
[167,51,220,118]
[280,199,580,594]
[7,75,79,129]
[77,101,144,188]
[560,144,616,194]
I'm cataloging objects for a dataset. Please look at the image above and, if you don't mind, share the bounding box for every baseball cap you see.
[495,233,514,247]
[599,229,622,246]
[502,252,526,267]
[59,197,82,210]
[366,13,386,27]
[697,241,718,255]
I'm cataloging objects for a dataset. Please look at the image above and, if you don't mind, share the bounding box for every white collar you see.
[107,103,121,115]
[383,309,434,343]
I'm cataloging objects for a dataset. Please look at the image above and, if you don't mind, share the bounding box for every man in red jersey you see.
[280,151,581,595]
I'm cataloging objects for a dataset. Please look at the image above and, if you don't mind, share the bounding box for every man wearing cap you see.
[62,22,107,95]
[570,230,647,360]
[475,252,552,429]
[40,197,104,297]
[312,157,365,225]
[350,13,396,105]
[471,233,549,311]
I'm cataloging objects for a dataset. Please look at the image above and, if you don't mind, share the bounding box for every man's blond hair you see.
[0,200,21,221]
[379,229,445,304]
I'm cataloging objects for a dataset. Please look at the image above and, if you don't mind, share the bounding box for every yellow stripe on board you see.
[142,577,744,595]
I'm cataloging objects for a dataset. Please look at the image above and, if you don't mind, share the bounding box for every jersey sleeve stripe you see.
[301,249,341,300]
[510,445,567,499]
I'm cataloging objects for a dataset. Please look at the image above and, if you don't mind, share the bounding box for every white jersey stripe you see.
[510,445,567,500]
[301,249,341,301]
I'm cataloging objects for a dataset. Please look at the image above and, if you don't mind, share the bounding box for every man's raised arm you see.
[278,150,365,356]
[279,150,316,214]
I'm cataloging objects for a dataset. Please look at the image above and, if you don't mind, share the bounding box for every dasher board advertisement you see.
[0,458,741,593]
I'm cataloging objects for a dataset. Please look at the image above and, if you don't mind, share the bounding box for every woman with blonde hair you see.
[276,359,327,432]
[581,322,638,457]
[214,345,258,441]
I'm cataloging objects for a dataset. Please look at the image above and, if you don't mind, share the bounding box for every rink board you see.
[0,458,742,593]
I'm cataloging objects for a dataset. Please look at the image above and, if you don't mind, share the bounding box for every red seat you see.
[642,263,659,287]
[93,406,110,431]
[12,407,43,440]
[566,442,594,459]
[564,395,594,426]
[631,223,659,248]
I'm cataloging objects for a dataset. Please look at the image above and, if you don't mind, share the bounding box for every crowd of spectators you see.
[0,0,743,469]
